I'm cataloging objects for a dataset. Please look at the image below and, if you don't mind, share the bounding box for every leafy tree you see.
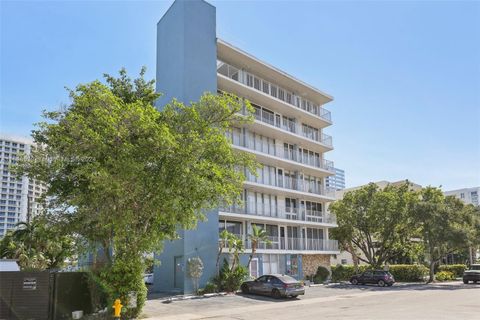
[0,216,74,270]
[412,187,478,282]
[16,68,255,317]
[329,182,417,268]
[247,224,271,268]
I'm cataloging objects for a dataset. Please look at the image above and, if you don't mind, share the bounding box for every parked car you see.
[463,264,480,284]
[350,270,395,287]
[144,273,154,285]
[241,274,304,298]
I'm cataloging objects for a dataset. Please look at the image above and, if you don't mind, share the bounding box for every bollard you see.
[113,298,123,319]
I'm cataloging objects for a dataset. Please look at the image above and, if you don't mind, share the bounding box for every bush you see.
[438,264,466,278]
[435,271,455,281]
[212,259,248,292]
[331,264,429,282]
[198,282,218,295]
[95,256,147,319]
[313,266,330,284]
[331,265,369,282]
[388,264,428,282]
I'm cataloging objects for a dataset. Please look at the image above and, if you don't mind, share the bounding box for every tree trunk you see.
[247,254,253,268]
[427,261,435,283]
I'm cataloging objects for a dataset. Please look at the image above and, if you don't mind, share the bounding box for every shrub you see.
[332,264,429,282]
[388,264,428,282]
[331,265,369,282]
[198,282,218,295]
[212,259,249,292]
[313,266,330,284]
[95,256,147,319]
[438,264,466,278]
[435,271,455,281]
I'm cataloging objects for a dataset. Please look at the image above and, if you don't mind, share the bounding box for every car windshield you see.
[275,275,298,283]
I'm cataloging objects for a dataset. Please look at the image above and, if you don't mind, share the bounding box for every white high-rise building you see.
[153,0,339,293]
[0,134,46,237]
[444,187,479,207]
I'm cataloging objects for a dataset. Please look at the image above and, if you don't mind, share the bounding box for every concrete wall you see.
[153,230,185,292]
[182,211,220,293]
[154,0,218,293]
[156,0,217,108]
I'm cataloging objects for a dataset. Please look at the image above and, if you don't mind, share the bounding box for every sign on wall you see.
[23,278,37,290]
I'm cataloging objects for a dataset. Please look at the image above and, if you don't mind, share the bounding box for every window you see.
[262,254,284,275]
[218,220,242,237]
[460,193,465,199]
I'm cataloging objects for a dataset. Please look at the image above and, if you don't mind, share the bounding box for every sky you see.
[1,0,479,191]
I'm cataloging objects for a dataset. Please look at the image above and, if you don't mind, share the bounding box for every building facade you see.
[153,0,339,293]
[0,134,46,238]
[444,187,479,207]
[326,167,345,190]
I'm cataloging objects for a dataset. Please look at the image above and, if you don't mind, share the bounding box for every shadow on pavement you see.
[236,292,301,302]
[325,281,480,292]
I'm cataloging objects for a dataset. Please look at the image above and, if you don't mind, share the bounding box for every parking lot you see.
[143,281,479,320]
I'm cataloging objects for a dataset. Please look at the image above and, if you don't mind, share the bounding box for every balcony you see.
[230,133,335,174]
[218,60,332,124]
[248,106,333,148]
[243,237,339,252]
[220,205,337,225]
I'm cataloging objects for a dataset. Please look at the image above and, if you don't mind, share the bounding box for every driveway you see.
[143,281,480,320]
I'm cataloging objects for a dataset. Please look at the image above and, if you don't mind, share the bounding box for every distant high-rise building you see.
[444,187,479,207]
[0,134,46,237]
[326,168,345,190]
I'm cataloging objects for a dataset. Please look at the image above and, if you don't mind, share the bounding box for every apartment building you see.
[326,167,346,190]
[0,134,46,237]
[444,187,479,207]
[153,0,339,293]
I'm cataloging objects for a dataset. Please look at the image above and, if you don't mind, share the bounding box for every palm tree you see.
[247,225,271,268]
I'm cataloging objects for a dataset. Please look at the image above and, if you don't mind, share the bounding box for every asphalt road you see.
[144,281,480,320]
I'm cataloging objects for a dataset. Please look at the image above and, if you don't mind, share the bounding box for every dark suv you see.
[463,264,480,284]
[350,270,395,287]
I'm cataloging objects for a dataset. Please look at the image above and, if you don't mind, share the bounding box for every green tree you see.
[0,217,74,270]
[16,68,256,317]
[413,187,478,283]
[247,224,271,268]
[329,182,417,268]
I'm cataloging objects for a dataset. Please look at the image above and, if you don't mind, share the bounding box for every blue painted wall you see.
[156,0,217,108]
[154,0,218,294]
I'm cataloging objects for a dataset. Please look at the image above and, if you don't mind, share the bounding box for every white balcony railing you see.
[248,106,333,147]
[217,60,332,123]
[219,205,337,225]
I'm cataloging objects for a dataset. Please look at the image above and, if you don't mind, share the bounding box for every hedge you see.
[388,264,428,282]
[435,271,455,281]
[331,264,429,282]
[331,265,369,282]
[437,264,466,278]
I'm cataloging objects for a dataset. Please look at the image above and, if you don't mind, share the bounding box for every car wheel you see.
[463,280,468,284]
[241,284,249,294]
[351,278,358,285]
[272,289,282,299]
[377,280,386,287]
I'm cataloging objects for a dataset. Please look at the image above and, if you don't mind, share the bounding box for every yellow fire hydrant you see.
[113,298,123,318]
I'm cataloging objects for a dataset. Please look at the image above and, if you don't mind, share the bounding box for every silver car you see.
[241,274,305,298]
